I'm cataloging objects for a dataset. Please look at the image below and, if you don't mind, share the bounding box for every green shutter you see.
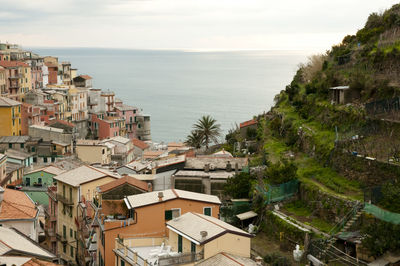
[191,242,196,253]
[178,235,182,253]
[165,210,172,220]
[204,207,211,216]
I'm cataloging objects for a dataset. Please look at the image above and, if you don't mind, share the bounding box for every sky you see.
[0,0,399,52]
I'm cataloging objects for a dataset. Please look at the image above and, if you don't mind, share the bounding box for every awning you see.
[236,211,258,221]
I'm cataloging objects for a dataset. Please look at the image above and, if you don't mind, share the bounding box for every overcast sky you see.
[0,0,398,52]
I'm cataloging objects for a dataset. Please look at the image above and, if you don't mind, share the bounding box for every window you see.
[204,207,212,216]
[70,228,73,238]
[63,244,66,254]
[70,245,74,257]
[191,242,196,253]
[20,143,24,148]
[31,147,35,152]
[121,259,125,266]
[38,178,42,184]
[8,143,12,149]
[53,145,56,151]
[43,157,48,163]
[172,208,181,219]
[102,149,105,154]
[178,235,183,253]
[74,231,77,239]
[63,185,65,196]
[63,225,66,238]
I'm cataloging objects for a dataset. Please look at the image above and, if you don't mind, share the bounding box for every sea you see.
[31,48,310,143]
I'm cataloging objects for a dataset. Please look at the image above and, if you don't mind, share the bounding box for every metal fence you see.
[256,179,299,205]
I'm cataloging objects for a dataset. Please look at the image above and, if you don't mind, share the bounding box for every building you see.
[132,138,149,158]
[96,189,221,266]
[0,66,6,97]
[0,135,30,152]
[75,139,114,165]
[0,154,6,185]
[73,75,92,88]
[45,186,58,255]
[53,165,120,264]
[114,104,138,139]
[330,86,360,104]
[135,113,151,141]
[115,212,254,266]
[89,113,126,139]
[3,161,24,187]
[67,86,88,138]
[21,103,42,135]
[5,148,34,167]
[60,62,72,85]
[101,136,134,165]
[23,53,44,90]
[0,97,21,136]
[0,188,39,241]
[173,156,248,196]
[87,89,106,114]
[101,90,115,112]
[239,119,258,139]
[0,226,56,262]
[0,60,32,101]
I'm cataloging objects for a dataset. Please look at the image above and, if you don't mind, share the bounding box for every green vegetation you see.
[362,220,400,257]
[224,172,256,199]
[185,115,221,149]
[284,201,311,217]
[263,253,291,266]
[265,159,298,185]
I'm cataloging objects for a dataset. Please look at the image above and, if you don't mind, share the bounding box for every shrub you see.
[264,252,291,266]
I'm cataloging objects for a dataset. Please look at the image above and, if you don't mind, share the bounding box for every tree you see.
[193,115,221,149]
[224,172,255,199]
[185,130,204,149]
[264,159,298,185]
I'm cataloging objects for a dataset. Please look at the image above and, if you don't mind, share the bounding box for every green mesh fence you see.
[220,202,251,223]
[257,179,299,204]
[364,203,400,225]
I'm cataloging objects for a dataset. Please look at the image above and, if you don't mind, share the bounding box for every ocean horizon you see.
[30,47,310,143]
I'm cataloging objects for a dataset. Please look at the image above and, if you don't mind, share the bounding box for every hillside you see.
[224,3,400,263]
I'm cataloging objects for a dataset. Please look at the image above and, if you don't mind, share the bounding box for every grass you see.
[264,137,289,163]
[283,201,312,217]
[309,218,335,233]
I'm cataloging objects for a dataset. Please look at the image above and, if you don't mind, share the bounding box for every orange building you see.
[96,189,221,266]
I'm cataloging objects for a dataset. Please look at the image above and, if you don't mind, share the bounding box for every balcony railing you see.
[158,252,204,266]
[46,227,56,237]
[56,193,74,205]
[56,233,68,243]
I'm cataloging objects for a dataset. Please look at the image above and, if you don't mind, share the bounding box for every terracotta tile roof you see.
[0,189,38,220]
[239,119,258,128]
[132,138,149,150]
[98,175,150,193]
[78,75,92,80]
[0,61,29,68]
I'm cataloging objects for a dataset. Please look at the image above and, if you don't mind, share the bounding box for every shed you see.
[330,86,360,104]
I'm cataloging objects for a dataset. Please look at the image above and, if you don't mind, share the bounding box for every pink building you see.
[90,113,126,140]
[21,103,41,135]
[115,104,138,139]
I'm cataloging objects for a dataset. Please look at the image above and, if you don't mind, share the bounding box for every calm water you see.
[31,48,309,143]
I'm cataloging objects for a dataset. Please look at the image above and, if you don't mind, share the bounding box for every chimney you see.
[200,231,208,239]
[204,163,210,173]
[158,192,164,201]
[226,161,232,172]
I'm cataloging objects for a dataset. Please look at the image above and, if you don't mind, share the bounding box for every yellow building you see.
[75,139,113,165]
[19,62,32,101]
[53,165,120,264]
[0,97,22,136]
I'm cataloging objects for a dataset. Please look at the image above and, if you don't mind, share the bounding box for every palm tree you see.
[193,115,221,149]
[185,130,204,149]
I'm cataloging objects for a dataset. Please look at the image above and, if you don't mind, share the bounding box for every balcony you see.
[159,252,204,266]
[44,208,57,222]
[8,74,22,79]
[47,187,57,202]
[46,227,56,237]
[56,193,74,205]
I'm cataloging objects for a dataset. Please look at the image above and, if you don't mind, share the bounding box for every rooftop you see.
[5,149,32,160]
[0,60,29,68]
[132,138,149,150]
[0,256,58,266]
[0,136,30,144]
[0,97,21,107]
[125,189,221,209]
[150,155,186,169]
[25,165,65,176]
[239,119,258,128]
[174,170,234,180]
[53,165,120,187]
[77,74,92,80]
[102,136,131,145]
[166,212,251,245]
[97,175,150,194]
[0,189,38,220]
[185,157,248,170]
[29,125,64,133]
[0,227,55,259]
[5,161,23,175]
[115,104,137,111]
[329,85,350,90]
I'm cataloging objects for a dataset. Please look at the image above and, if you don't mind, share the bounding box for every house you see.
[330,86,360,104]
[115,104,138,139]
[0,97,22,136]
[97,175,151,201]
[132,138,149,158]
[0,135,30,152]
[0,61,32,101]
[53,165,120,264]
[3,161,24,187]
[0,256,59,266]
[101,136,134,165]
[135,113,151,141]
[21,103,42,135]
[0,154,6,184]
[5,149,34,167]
[0,66,6,96]
[89,113,126,139]
[96,189,221,266]
[239,119,258,139]
[114,212,253,266]
[173,156,248,196]
[0,227,56,262]
[116,160,150,175]
[0,188,39,241]
[73,75,92,88]
[76,139,114,165]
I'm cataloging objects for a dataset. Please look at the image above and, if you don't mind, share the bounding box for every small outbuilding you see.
[330,86,360,104]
